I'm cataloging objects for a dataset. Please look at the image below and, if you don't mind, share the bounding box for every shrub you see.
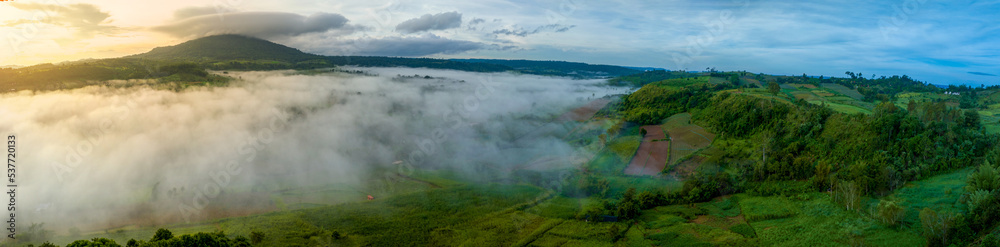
[746,180,812,197]
[730,224,756,238]
[876,199,905,226]
[983,231,1000,247]
[740,196,796,222]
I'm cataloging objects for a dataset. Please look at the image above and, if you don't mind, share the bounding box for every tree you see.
[767,81,780,95]
[963,110,981,128]
[151,228,173,242]
[833,181,861,211]
[920,208,953,246]
[250,231,265,245]
[967,161,999,192]
[615,188,640,220]
[640,128,648,137]
[66,238,122,247]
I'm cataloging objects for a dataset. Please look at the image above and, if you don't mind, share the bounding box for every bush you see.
[876,199,905,226]
[741,196,796,222]
[746,180,812,197]
[730,224,756,238]
[983,231,1000,247]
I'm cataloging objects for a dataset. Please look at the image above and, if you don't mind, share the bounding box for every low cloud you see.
[153,12,351,39]
[395,11,462,33]
[301,34,485,56]
[968,71,998,76]
[0,67,612,233]
[492,24,575,37]
[172,6,238,20]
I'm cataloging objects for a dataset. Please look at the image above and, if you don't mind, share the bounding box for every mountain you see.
[1,35,648,92]
[132,35,637,77]
[131,34,322,62]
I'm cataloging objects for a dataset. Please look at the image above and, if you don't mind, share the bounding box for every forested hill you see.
[0,35,644,92]
[130,34,322,62]
[449,58,640,78]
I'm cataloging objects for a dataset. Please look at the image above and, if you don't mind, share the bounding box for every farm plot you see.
[623,113,715,176]
[663,113,715,166]
[623,125,670,176]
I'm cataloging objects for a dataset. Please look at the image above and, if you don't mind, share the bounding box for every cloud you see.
[968,72,998,76]
[469,18,486,25]
[1,67,612,230]
[395,11,462,33]
[172,6,238,20]
[5,3,119,38]
[153,12,350,39]
[492,24,575,37]
[305,34,485,56]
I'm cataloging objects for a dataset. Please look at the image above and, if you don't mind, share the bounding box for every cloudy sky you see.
[0,0,998,85]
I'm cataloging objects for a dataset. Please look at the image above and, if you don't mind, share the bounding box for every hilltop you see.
[130,34,322,62]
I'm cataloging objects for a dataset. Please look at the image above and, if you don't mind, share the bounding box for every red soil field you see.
[623,125,670,176]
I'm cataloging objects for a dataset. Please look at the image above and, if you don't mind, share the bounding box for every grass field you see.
[892,167,971,224]
[745,193,925,246]
[650,77,711,90]
[660,113,715,168]
[735,82,875,115]
[821,83,864,100]
[808,100,872,114]
[634,197,755,246]
[47,184,551,246]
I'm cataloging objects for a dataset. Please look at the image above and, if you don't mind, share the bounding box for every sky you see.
[0,0,998,85]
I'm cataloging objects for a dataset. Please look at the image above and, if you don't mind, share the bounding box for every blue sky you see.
[1,0,998,85]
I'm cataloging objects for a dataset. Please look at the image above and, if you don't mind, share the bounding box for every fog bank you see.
[0,67,618,233]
